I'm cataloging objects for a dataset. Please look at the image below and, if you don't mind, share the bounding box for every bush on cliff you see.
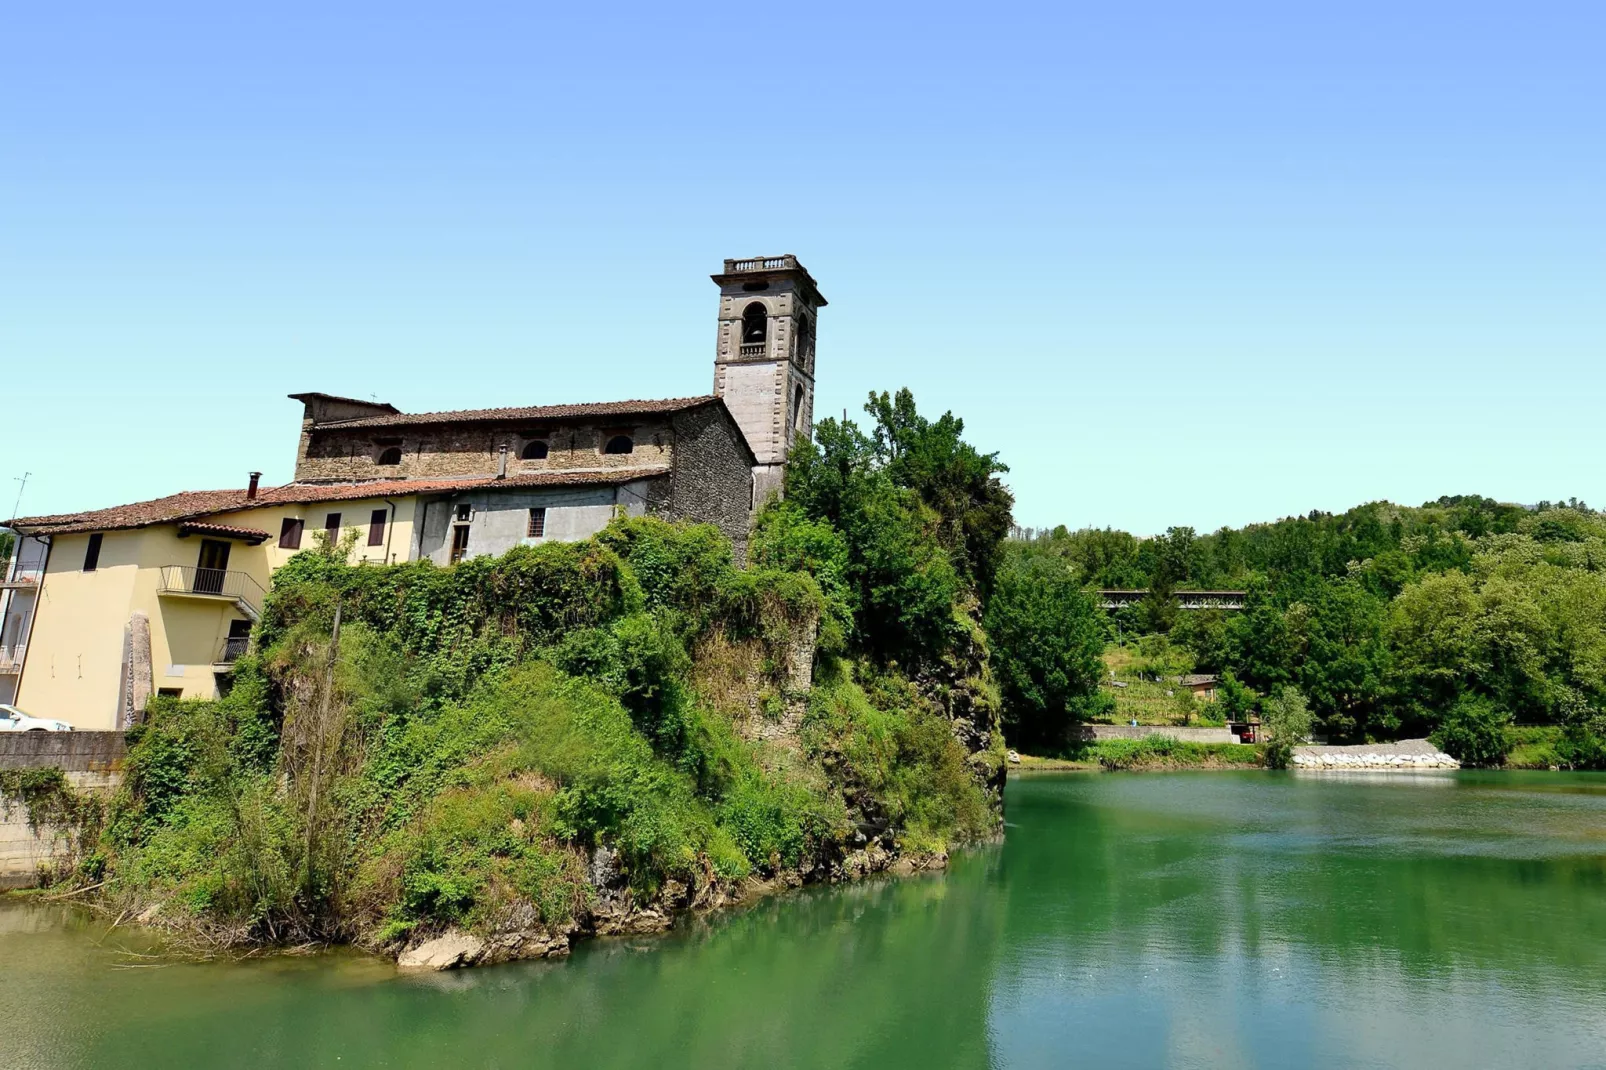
[92,513,998,948]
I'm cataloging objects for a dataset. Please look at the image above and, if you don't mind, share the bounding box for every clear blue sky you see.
[4,2,1601,535]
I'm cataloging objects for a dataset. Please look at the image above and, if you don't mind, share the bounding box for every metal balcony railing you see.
[157,566,267,616]
[215,636,251,665]
[2,561,45,589]
[0,643,24,673]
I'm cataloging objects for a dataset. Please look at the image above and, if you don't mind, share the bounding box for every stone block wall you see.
[295,418,677,484]
[0,731,127,772]
[663,405,756,558]
[1079,725,1237,744]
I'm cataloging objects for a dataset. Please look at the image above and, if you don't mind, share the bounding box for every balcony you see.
[157,566,267,619]
[2,562,45,590]
[738,342,767,358]
[0,644,24,674]
[214,635,251,668]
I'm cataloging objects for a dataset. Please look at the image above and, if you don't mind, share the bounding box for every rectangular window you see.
[83,533,103,572]
[325,512,342,536]
[157,687,184,699]
[527,507,547,538]
[368,508,387,547]
[450,525,471,564]
[279,517,304,549]
[455,503,473,522]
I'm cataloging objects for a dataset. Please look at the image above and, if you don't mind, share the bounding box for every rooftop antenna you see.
[9,472,30,524]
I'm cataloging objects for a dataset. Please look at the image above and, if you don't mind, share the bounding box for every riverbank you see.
[1014,737,1266,772]
[10,771,1606,1069]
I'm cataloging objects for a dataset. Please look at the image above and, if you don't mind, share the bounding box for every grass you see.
[1014,737,1265,772]
[1505,725,1565,769]
[1094,646,1226,727]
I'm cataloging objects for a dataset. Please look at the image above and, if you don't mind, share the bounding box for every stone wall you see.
[1079,724,1237,744]
[0,733,125,889]
[0,730,127,772]
[295,417,677,484]
[1,770,117,889]
[664,405,757,559]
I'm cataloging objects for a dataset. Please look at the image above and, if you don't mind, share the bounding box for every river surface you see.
[4,771,1605,1069]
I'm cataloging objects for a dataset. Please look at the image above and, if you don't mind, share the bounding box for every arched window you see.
[741,302,767,344]
[603,435,634,455]
[376,447,403,466]
[521,440,549,460]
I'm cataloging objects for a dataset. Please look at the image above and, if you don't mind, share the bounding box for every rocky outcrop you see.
[391,840,952,971]
[1292,738,1459,771]
[397,931,486,971]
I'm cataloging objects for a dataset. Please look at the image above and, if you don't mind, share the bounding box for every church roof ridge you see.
[317,395,721,430]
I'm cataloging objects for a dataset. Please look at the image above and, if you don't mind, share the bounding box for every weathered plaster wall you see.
[415,481,665,565]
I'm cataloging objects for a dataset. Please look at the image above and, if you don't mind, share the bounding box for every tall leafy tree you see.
[984,546,1108,750]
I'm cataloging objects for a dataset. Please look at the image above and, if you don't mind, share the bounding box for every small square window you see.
[527,507,547,538]
[279,517,304,550]
[456,503,473,522]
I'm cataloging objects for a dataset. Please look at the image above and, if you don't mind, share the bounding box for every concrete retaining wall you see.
[1,733,127,888]
[0,731,127,772]
[1,770,119,889]
[1080,725,1236,744]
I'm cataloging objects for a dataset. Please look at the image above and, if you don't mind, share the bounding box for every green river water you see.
[4,771,1605,1069]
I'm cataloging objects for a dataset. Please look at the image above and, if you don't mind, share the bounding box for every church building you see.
[0,255,825,728]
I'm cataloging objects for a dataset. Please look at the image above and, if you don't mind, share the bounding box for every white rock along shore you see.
[1291,738,1459,771]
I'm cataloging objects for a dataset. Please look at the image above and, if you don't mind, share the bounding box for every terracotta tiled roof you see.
[316,396,719,430]
[7,490,255,537]
[7,469,674,537]
[177,521,272,543]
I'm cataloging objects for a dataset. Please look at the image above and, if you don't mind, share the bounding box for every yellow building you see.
[3,479,427,728]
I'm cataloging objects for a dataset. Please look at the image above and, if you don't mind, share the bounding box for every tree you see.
[984,548,1108,751]
[1431,694,1512,767]
[1261,686,1312,769]
[863,389,1013,600]
[1384,571,1484,734]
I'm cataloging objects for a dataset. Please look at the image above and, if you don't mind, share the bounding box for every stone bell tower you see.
[711,254,826,505]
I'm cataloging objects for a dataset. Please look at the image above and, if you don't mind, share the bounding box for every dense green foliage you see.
[86,506,999,947]
[75,387,1021,946]
[781,388,1011,670]
[1011,496,1606,763]
[982,547,1109,750]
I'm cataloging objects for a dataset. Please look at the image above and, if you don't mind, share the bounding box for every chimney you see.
[497,444,508,480]
[247,472,261,499]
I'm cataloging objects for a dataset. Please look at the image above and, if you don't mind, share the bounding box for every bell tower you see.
[711,254,826,505]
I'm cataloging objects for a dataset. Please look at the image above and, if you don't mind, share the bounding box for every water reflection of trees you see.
[997,773,1606,987]
[90,859,1008,1069]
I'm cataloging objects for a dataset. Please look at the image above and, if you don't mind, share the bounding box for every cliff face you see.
[60,519,1004,968]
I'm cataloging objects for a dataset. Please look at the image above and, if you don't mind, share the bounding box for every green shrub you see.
[1431,694,1513,767]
